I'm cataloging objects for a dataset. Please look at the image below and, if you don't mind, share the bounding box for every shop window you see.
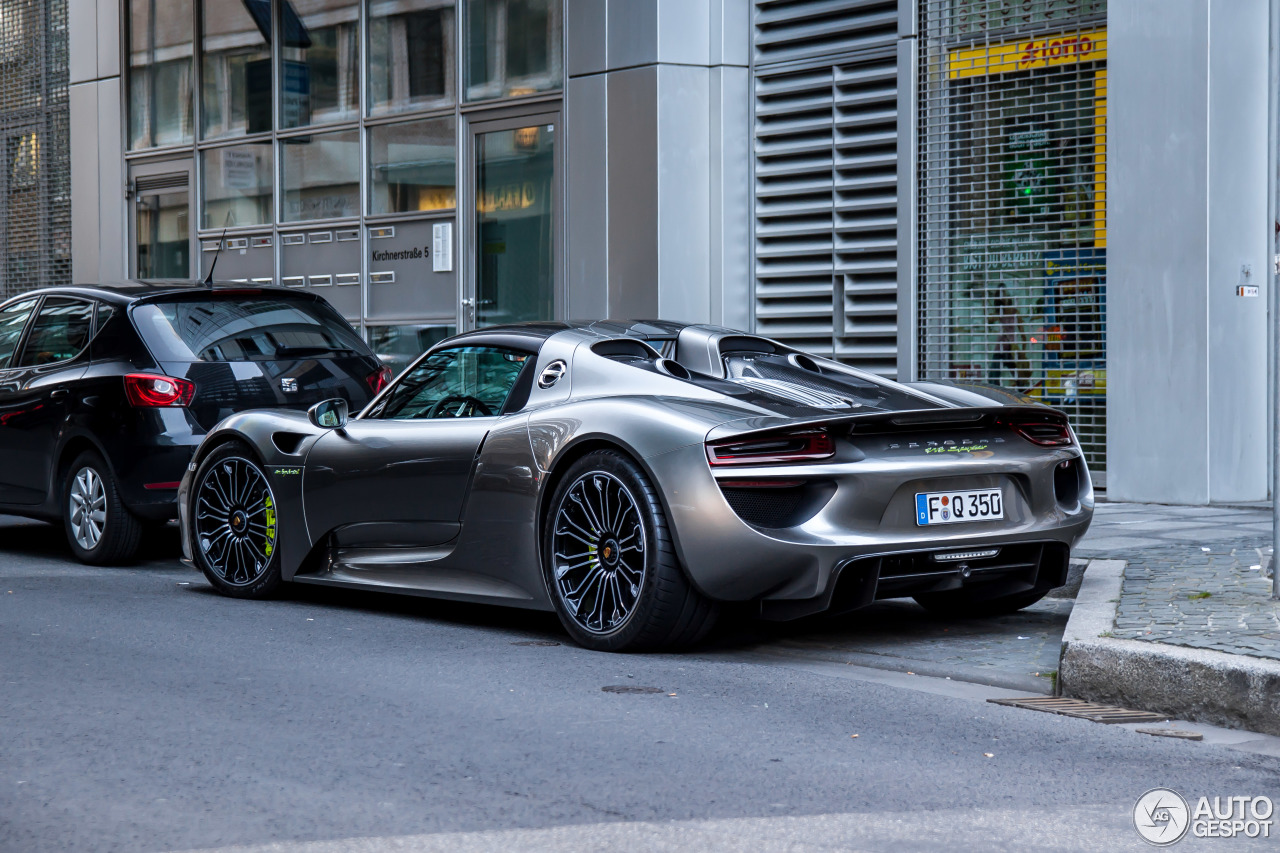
[369,0,456,115]
[281,129,360,222]
[200,141,273,228]
[369,117,456,215]
[202,0,272,140]
[464,0,562,101]
[127,0,194,149]
[280,0,359,128]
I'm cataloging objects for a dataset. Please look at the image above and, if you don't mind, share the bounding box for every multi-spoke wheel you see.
[543,450,717,652]
[191,442,282,598]
[62,450,142,565]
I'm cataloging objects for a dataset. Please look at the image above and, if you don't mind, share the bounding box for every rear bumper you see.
[102,410,204,520]
[643,441,1093,616]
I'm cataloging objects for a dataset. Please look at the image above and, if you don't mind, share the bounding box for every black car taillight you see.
[367,366,393,396]
[706,429,835,466]
[1008,420,1074,447]
[124,373,195,407]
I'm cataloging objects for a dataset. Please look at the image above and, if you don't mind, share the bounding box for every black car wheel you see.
[191,441,282,599]
[63,450,142,566]
[543,449,716,652]
[913,587,1049,618]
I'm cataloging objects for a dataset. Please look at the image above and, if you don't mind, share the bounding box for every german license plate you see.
[915,488,1003,526]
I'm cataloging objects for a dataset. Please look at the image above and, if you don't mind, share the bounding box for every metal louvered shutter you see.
[0,0,70,299]
[917,1,1108,471]
[752,0,902,377]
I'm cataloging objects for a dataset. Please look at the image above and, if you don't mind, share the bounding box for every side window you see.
[0,298,37,368]
[371,346,531,420]
[17,298,94,367]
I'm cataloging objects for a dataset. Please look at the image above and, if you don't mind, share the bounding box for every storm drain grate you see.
[988,696,1168,724]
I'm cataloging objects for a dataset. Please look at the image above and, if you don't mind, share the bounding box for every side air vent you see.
[655,358,691,379]
[271,432,307,455]
[718,479,835,528]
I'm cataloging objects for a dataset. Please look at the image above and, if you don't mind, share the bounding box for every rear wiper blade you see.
[274,345,361,358]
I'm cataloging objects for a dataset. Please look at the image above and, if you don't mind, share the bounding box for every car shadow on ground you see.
[0,516,186,564]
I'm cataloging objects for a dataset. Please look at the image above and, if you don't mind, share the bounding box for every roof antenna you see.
[203,211,232,287]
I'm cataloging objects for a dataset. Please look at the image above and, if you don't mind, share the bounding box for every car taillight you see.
[124,373,194,408]
[367,366,393,395]
[706,429,835,466]
[1008,420,1074,447]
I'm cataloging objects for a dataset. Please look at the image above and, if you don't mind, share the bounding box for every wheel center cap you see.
[230,510,247,532]
[600,537,619,568]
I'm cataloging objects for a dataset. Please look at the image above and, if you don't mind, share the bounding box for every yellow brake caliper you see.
[263,494,276,558]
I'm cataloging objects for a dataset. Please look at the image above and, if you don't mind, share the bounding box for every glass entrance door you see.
[469,112,559,328]
[130,162,194,280]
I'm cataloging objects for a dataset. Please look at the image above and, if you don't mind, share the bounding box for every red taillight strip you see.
[706,429,835,466]
[124,373,195,408]
[1005,420,1074,447]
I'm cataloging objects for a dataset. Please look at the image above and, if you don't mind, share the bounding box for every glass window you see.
[132,296,368,362]
[464,0,562,101]
[280,1,359,128]
[368,323,455,374]
[17,299,93,367]
[368,0,456,115]
[202,0,273,139]
[281,129,360,222]
[369,118,456,215]
[201,141,273,228]
[136,191,190,278]
[475,123,554,326]
[0,299,36,368]
[372,345,527,419]
[127,0,194,149]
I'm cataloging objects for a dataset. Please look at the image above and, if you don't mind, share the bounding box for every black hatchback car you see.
[0,282,388,564]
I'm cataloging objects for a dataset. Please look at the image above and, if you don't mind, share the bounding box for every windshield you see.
[133,296,369,362]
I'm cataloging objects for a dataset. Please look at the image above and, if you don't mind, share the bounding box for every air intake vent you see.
[134,173,189,193]
[754,0,898,66]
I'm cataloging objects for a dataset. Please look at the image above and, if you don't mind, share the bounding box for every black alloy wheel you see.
[543,449,716,652]
[192,442,282,598]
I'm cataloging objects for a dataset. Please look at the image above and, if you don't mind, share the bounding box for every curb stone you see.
[1058,559,1280,736]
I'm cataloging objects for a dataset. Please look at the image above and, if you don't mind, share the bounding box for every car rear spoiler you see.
[704,405,1069,444]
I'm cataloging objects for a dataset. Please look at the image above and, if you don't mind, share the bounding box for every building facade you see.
[12,0,1274,503]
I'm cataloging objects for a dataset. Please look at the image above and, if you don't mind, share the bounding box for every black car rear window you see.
[132,296,369,362]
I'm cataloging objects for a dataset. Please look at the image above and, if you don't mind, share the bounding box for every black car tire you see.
[190,441,283,599]
[912,587,1049,618]
[63,450,142,566]
[543,449,717,652]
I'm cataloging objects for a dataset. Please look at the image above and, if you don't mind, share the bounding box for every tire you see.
[63,450,142,566]
[913,587,1049,618]
[190,441,282,599]
[542,449,717,652]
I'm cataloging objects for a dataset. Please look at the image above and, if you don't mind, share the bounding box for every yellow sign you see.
[949,28,1106,79]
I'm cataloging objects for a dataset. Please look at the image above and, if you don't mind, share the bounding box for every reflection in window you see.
[372,346,527,419]
[18,299,93,367]
[465,0,562,101]
[201,142,273,228]
[368,323,455,374]
[202,0,272,139]
[369,118,456,215]
[128,0,194,149]
[0,299,36,368]
[282,130,360,222]
[280,0,359,128]
[369,0,456,115]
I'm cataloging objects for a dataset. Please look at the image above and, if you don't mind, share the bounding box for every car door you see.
[303,345,533,548]
[0,296,40,502]
[0,297,93,504]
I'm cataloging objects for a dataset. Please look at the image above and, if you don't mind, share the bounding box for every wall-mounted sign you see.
[432,222,453,272]
[948,28,1106,79]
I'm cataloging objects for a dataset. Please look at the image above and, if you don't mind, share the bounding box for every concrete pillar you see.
[1107,0,1271,503]
[565,0,750,326]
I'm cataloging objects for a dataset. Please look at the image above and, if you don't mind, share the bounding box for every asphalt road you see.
[3,517,1279,853]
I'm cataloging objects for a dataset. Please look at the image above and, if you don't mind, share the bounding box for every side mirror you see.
[308,398,348,429]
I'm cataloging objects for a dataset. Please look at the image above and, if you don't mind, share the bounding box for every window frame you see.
[364,342,536,420]
[0,296,41,371]
[15,296,96,369]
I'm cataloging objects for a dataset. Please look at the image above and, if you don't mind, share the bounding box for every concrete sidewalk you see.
[1062,499,1280,734]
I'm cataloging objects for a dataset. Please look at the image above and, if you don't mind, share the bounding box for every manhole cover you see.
[510,640,561,647]
[988,696,1168,724]
[602,685,665,694]
[1136,727,1204,741]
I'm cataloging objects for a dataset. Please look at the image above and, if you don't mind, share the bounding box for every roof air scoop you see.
[729,377,859,410]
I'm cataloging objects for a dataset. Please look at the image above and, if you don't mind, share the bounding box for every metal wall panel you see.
[917,1,1108,468]
[0,1,71,299]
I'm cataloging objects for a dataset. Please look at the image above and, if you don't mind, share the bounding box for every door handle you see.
[51,389,69,401]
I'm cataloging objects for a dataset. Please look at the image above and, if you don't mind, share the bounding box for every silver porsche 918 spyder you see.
[178,320,1093,652]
